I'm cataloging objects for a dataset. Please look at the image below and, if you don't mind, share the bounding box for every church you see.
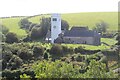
[46,13,101,46]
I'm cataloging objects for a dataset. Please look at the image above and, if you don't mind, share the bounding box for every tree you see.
[30,27,43,40]
[29,23,37,31]
[93,21,108,34]
[0,25,9,34]
[5,32,19,44]
[19,18,32,29]
[29,17,69,40]
[40,17,50,38]
[61,20,69,30]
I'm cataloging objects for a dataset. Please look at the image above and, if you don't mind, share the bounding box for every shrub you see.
[32,60,80,78]
[2,50,13,62]
[62,46,69,53]
[84,60,116,78]
[18,48,33,61]
[2,59,7,70]
[43,52,49,60]
[74,46,85,53]
[5,32,19,44]
[33,46,44,58]
[7,55,23,70]
[22,35,31,42]
[50,44,63,55]
[75,55,85,62]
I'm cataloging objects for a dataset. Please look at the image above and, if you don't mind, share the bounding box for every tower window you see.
[53,18,57,21]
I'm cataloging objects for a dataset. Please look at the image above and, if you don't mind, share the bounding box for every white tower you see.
[51,13,61,43]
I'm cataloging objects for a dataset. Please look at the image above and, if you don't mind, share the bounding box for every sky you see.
[0,0,119,17]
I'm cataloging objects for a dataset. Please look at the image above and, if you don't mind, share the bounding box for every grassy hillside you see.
[0,17,27,38]
[0,12,118,38]
[29,12,118,31]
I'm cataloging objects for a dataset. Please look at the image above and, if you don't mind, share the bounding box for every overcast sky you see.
[0,0,119,17]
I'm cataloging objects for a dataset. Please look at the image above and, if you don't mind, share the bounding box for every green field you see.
[25,37,117,50]
[29,12,118,31]
[0,17,27,38]
[0,12,118,37]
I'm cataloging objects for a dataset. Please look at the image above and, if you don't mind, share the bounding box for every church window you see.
[53,18,57,21]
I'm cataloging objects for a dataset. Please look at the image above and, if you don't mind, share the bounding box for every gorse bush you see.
[50,44,63,55]
[32,60,116,78]
[84,60,116,78]
[2,50,13,62]
[8,55,23,70]
[5,32,19,44]
[33,60,80,78]
[17,47,33,61]
[33,46,44,58]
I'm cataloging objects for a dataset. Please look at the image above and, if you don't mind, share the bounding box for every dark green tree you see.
[0,25,9,34]
[93,21,108,34]
[5,32,19,44]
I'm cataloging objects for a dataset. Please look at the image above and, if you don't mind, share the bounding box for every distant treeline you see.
[0,14,50,19]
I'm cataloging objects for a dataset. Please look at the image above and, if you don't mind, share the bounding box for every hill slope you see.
[29,12,118,31]
[0,12,118,37]
[0,17,27,38]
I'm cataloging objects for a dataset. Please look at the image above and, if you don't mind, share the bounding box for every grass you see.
[28,14,50,23]
[0,12,118,38]
[24,37,117,50]
[101,38,117,46]
[28,12,118,31]
[0,17,27,38]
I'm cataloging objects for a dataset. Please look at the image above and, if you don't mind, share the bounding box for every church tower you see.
[51,13,61,43]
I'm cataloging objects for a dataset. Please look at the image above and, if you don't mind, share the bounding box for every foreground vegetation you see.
[1,42,119,79]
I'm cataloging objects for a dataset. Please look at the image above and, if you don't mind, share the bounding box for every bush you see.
[84,60,115,78]
[33,60,80,78]
[22,35,31,42]
[43,52,49,60]
[50,44,63,55]
[33,46,44,58]
[17,48,33,61]
[2,50,13,62]
[8,55,23,70]
[5,32,19,44]
[74,46,85,53]
[62,46,69,53]
[75,55,85,62]
[2,59,7,70]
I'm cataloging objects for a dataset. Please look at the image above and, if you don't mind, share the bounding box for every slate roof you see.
[64,27,100,37]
